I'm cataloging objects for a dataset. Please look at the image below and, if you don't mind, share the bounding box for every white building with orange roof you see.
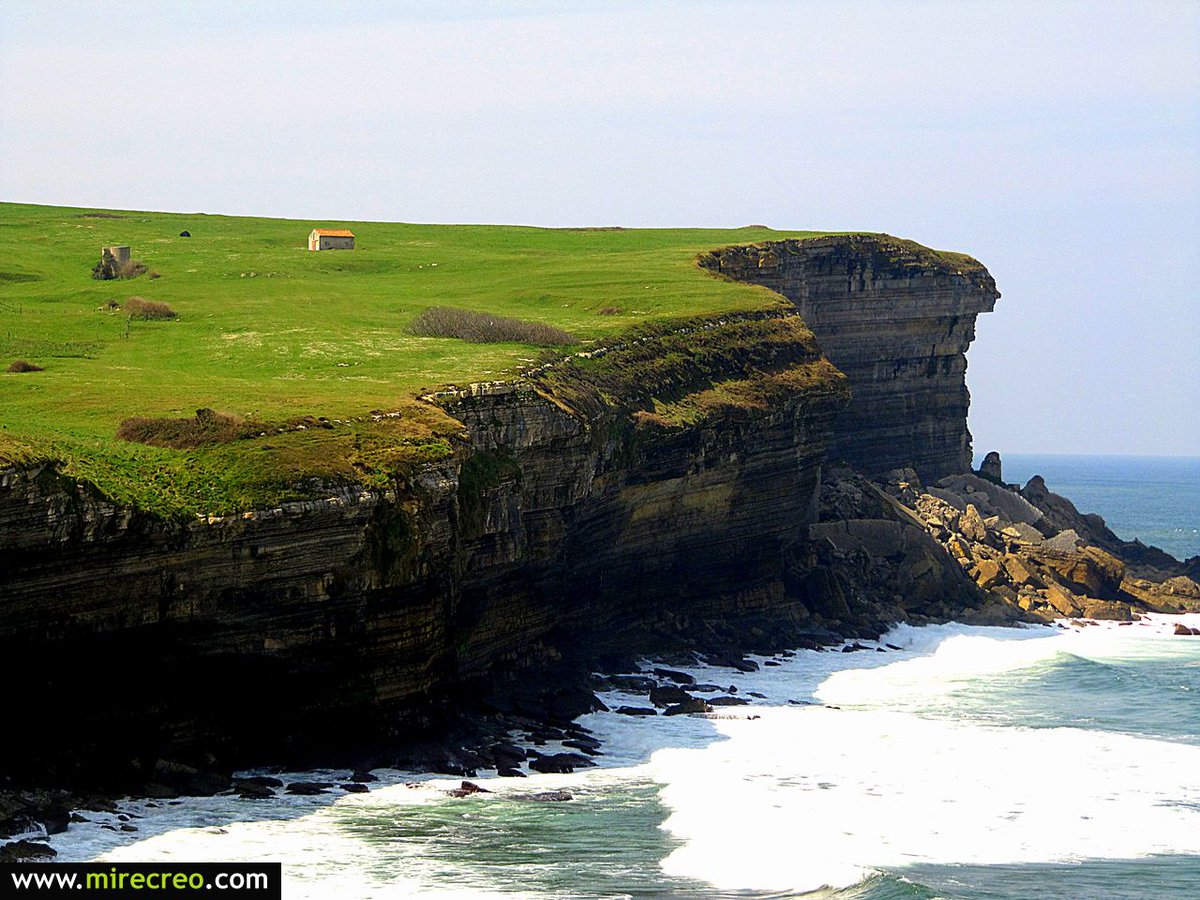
[308,228,355,251]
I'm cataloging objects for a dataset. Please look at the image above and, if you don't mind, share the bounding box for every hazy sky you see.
[2,0,1197,456]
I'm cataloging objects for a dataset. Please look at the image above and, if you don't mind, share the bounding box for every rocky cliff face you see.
[700,235,999,482]
[0,311,852,785]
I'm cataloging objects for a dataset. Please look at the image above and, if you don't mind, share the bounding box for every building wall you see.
[318,235,355,250]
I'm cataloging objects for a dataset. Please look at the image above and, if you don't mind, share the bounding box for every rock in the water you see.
[606,675,657,693]
[663,697,712,716]
[497,767,526,777]
[979,451,1003,483]
[652,668,695,685]
[528,753,595,774]
[1174,623,1198,636]
[562,739,602,756]
[707,696,750,706]
[615,706,657,716]
[285,781,334,795]
[0,839,57,861]
[350,770,378,783]
[445,781,490,798]
[340,783,370,793]
[648,685,692,707]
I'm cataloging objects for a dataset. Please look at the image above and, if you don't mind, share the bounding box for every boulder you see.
[1174,623,1199,636]
[614,706,657,716]
[664,698,712,716]
[0,840,56,861]
[978,451,1003,483]
[1028,545,1124,598]
[1081,599,1133,621]
[999,554,1036,587]
[959,504,988,542]
[528,753,595,774]
[1043,581,1083,618]
[649,685,692,707]
[445,781,490,798]
[285,782,334,796]
[651,668,695,685]
[1042,529,1083,553]
[971,558,1005,590]
[939,473,1043,525]
[1001,522,1044,545]
[707,696,751,706]
[605,675,657,693]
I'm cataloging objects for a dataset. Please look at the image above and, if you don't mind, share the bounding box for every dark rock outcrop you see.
[700,235,999,481]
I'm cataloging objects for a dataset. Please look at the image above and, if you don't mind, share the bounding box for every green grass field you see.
[0,202,829,516]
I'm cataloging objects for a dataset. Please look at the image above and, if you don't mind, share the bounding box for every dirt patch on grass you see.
[6,359,44,373]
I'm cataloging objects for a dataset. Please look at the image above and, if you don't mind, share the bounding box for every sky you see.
[1,0,1197,457]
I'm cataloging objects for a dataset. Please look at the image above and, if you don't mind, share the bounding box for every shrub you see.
[117,408,255,449]
[124,297,177,320]
[7,359,44,373]
[408,307,574,346]
[92,254,148,280]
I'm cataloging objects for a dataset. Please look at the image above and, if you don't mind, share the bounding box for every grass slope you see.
[0,202,826,516]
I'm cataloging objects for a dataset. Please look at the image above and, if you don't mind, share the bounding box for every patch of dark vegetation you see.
[0,271,41,284]
[409,307,574,346]
[6,359,44,373]
[124,297,177,320]
[78,213,124,219]
[117,408,255,448]
[92,256,148,281]
[596,306,622,316]
[117,408,334,449]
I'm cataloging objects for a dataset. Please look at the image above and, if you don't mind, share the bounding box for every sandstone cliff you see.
[700,235,998,481]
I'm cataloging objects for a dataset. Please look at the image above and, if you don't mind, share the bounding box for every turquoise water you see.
[987,453,1200,561]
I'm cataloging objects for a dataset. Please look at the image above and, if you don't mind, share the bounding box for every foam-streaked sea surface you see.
[46,616,1200,898]
[991,454,1199,561]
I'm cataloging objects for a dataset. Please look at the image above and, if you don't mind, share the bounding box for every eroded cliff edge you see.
[700,236,999,481]
[0,235,1008,790]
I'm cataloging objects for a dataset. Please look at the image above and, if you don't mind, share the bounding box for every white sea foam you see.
[651,618,1200,893]
[44,616,1200,897]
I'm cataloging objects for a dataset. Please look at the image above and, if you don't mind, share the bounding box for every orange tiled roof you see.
[312,228,355,237]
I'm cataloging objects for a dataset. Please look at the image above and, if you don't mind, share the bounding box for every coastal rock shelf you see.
[700,235,999,481]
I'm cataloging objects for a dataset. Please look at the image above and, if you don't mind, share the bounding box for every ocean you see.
[42,455,1200,898]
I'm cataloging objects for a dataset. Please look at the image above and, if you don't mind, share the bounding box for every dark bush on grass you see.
[92,256,148,280]
[117,408,256,449]
[124,297,177,320]
[408,307,574,346]
[7,359,44,373]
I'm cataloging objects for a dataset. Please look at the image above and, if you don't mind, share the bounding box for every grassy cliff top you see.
[0,202,831,515]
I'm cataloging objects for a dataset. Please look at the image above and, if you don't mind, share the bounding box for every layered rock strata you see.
[700,235,999,481]
[0,312,851,785]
